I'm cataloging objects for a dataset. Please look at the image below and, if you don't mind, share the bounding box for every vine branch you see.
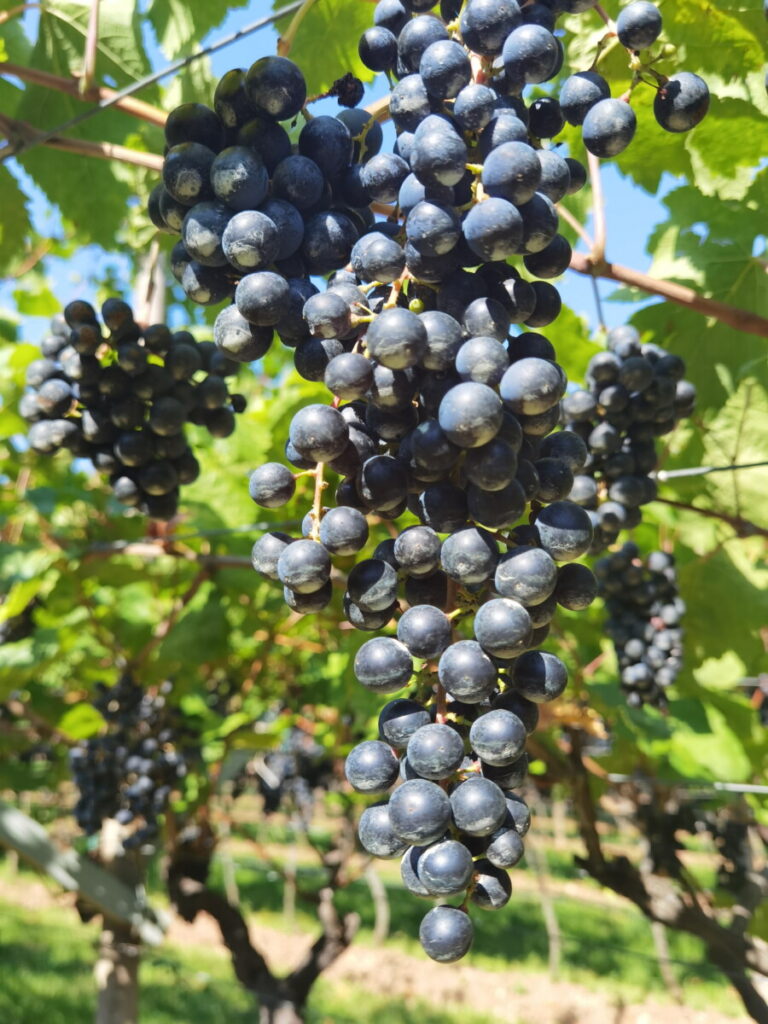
[563,736,768,1024]
[1,62,168,126]
[167,818,358,1021]
[653,496,768,539]
[0,113,163,169]
[82,540,254,569]
[568,251,768,339]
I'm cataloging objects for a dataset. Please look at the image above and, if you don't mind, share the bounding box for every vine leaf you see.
[272,0,375,97]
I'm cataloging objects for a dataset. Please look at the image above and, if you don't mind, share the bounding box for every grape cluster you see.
[247,269,603,960]
[148,55,389,374]
[364,0,708,153]
[149,1,708,371]
[19,299,245,520]
[244,726,335,824]
[69,675,197,847]
[636,794,757,896]
[150,0,709,966]
[562,325,696,553]
[596,544,684,708]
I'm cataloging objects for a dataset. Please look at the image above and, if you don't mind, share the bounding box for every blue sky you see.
[1,4,669,345]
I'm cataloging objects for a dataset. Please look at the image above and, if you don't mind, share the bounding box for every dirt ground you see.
[0,877,746,1024]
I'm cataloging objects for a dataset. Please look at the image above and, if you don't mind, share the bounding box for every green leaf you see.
[0,580,41,623]
[12,270,61,317]
[148,0,247,59]
[273,0,376,96]
[14,0,161,250]
[666,702,752,782]
[157,586,231,665]
[0,167,32,276]
[632,173,768,412]
[56,703,105,739]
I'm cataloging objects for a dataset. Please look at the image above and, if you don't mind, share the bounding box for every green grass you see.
[0,899,251,1024]
[0,897,492,1024]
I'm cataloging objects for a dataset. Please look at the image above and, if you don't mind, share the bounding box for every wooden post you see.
[94,820,142,1024]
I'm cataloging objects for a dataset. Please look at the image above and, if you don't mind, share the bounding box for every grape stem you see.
[0,3,43,25]
[593,4,615,30]
[383,270,411,309]
[590,276,606,332]
[555,203,595,250]
[80,0,101,96]
[586,151,606,264]
[435,683,447,724]
[309,463,327,542]
[133,238,164,328]
[276,0,318,57]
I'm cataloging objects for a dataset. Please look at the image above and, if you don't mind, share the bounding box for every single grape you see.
[417,839,474,895]
[388,778,452,844]
[354,637,414,693]
[407,723,465,780]
[450,776,507,836]
[419,906,473,963]
[438,640,497,703]
[358,803,409,858]
[471,859,512,910]
[345,740,400,793]
[248,463,295,508]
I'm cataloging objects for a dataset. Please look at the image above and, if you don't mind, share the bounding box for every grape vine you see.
[132,0,710,962]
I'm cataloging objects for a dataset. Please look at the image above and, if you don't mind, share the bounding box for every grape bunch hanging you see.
[146,0,708,966]
[561,324,696,554]
[19,299,245,520]
[596,543,684,708]
[69,675,198,848]
[240,725,335,824]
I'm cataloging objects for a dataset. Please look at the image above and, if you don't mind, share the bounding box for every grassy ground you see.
[0,821,738,1024]
[0,896,492,1024]
[211,853,729,1009]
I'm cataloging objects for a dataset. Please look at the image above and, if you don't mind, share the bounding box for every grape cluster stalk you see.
[142,0,708,962]
[69,675,198,848]
[18,299,245,520]
[561,324,696,554]
[596,544,684,708]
